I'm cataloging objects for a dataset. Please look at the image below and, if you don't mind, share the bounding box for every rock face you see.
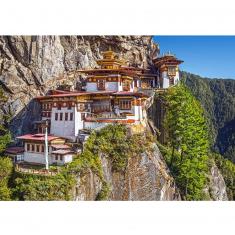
[74,144,180,201]
[209,163,228,201]
[0,36,157,137]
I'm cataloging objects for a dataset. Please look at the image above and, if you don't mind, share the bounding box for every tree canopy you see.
[163,83,209,200]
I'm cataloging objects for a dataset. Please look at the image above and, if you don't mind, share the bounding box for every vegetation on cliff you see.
[158,84,210,200]
[0,124,155,201]
[212,153,235,200]
[183,72,235,163]
[0,87,11,154]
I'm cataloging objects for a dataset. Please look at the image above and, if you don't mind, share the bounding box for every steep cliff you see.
[75,143,180,201]
[0,36,157,137]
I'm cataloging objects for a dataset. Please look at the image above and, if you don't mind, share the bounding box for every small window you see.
[65,113,68,121]
[41,145,44,153]
[70,113,73,121]
[119,100,132,110]
[27,143,30,151]
[55,155,58,161]
[55,113,58,121]
[168,66,176,76]
[169,77,174,86]
[58,104,62,110]
[60,155,63,161]
[31,144,35,152]
[81,113,86,121]
[60,113,63,121]
[97,79,105,90]
[36,145,40,152]
[68,103,72,110]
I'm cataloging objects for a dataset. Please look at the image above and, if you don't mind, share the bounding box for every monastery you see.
[6,49,183,167]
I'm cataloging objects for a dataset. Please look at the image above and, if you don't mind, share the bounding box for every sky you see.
[153,36,235,79]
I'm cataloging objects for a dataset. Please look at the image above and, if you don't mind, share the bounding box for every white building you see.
[153,53,183,89]
[16,134,74,165]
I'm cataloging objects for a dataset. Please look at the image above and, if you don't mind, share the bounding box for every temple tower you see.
[153,52,183,89]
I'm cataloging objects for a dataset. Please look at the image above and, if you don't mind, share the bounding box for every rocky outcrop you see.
[208,163,228,201]
[0,36,157,137]
[74,144,180,201]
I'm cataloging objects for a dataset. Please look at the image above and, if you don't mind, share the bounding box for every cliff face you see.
[0,36,156,137]
[208,162,228,200]
[74,144,180,201]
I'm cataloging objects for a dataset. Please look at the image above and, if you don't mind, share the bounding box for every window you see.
[58,104,62,110]
[81,113,86,121]
[65,113,68,121]
[68,103,72,110]
[55,155,58,161]
[55,113,58,121]
[123,80,130,91]
[168,66,176,76]
[119,100,132,110]
[97,79,105,90]
[27,143,30,151]
[41,145,44,153]
[31,144,35,152]
[60,156,63,161]
[16,155,24,162]
[169,77,174,86]
[36,145,40,152]
[70,113,73,121]
[60,113,63,121]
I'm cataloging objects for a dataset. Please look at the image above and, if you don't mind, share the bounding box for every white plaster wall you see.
[84,122,108,130]
[174,71,180,85]
[106,82,118,91]
[86,82,97,91]
[24,152,53,164]
[63,154,73,163]
[50,107,75,138]
[51,154,73,165]
[131,105,142,121]
[118,81,123,91]
[74,111,84,136]
[162,71,169,89]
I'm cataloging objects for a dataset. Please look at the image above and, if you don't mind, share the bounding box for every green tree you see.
[0,157,13,200]
[164,84,209,200]
[0,87,11,153]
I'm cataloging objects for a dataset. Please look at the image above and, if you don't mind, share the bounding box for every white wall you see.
[84,121,108,130]
[51,154,73,165]
[63,154,73,163]
[162,71,169,89]
[106,82,119,91]
[161,71,180,88]
[86,81,120,92]
[86,82,97,91]
[174,71,180,85]
[50,107,76,138]
[24,152,53,165]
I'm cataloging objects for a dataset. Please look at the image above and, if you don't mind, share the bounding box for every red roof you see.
[51,144,70,149]
[17,134,63,142]
[36,90,115,99]
[5,147,24,154]
[113,91,149,97]
[52,149,74,155]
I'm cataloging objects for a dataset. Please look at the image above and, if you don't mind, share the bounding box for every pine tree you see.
[164,84,209,200]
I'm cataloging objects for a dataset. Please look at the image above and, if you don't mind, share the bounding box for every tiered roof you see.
[153,54,183,67]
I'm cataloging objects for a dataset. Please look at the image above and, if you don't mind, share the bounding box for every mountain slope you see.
[183,72,235,162]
